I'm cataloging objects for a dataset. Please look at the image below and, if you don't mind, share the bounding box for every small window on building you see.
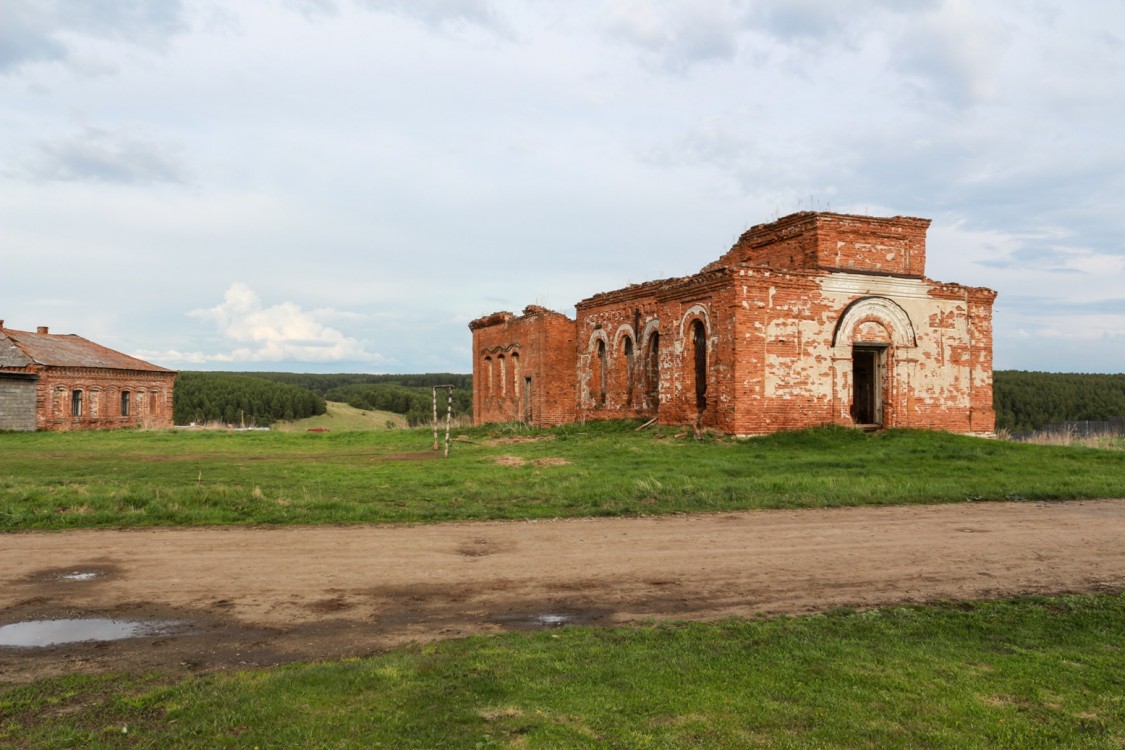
[71,389,83,417]
[121,391,131,416]
[150,391,158,413]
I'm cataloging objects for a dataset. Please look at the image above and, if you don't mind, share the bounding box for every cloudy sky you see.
[2,0,1122,374]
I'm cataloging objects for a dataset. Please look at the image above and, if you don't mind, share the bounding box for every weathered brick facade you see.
[0,323,176,431]
[469,212,997,436]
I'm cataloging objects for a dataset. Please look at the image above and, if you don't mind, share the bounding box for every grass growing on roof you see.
[1,421,1124,530]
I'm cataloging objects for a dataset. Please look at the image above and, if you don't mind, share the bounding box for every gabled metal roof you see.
[0,326,173,372]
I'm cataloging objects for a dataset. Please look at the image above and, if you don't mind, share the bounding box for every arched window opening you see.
[623,336,634,407]
[692,320,707,411]
[645,332,660,411]
[597,339,607,406]
[484,357,493,395]
[511,352,521,401]
[498,355,507,397]
[71,389,83,417]
[121,391,131,416]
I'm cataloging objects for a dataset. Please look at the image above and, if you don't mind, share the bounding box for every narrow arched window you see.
[71,389,83,417]
[597,339,607,406]
[498,354,507,397]
[692,320,707,410]
[623,336,634,407]
[121,391,131,416]
[511,352,521,401]
[484,357,493,395]
[646,332,660,410]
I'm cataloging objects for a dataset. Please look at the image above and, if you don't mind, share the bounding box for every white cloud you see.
[25,124,186,184]
[892,0,1008,107]
[1,0,1123,375]
[182,283,383,364]
[607,0,744,69]
[357,0,506,33]
[0,0,187,73]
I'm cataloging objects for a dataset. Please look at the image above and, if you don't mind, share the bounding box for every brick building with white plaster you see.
[469,212,996,436]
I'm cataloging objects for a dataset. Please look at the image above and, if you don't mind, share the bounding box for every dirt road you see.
[2,499,1123,682]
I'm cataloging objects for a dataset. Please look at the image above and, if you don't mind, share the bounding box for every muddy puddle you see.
[0,619,186,648]
[491,610,610,630]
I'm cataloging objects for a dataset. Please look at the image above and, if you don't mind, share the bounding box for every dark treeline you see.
[174,370,1125,433]
[993,370,1125,432]
[173,372,327,427]
[181,372,472,427]
[245,372,472,394]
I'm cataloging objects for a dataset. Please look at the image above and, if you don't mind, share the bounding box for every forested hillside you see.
[247,372,472,427]
[174,372,471,427]
[173,372,327,426]
[172,370,1124,432]
[993,370,1125,432]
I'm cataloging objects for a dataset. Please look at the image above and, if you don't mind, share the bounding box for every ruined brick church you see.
[469,212,996,436]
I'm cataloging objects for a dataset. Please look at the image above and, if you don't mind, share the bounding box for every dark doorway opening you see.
[852,347,884,427]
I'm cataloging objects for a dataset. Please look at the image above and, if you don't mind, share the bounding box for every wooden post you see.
[432,386,439,451]
[444,386,453,458]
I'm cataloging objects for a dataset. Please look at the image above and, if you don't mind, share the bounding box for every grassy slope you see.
[2,421,1125,530]
[2,425,1123,747]
[2,594,1122,749]
[271,400,407,432]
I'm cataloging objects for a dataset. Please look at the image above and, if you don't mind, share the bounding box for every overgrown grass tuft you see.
[2,422,1124,530]
[2,594,1122,748]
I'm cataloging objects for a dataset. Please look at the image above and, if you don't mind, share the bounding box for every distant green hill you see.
[174,372,471,427]
[273,401,407,432]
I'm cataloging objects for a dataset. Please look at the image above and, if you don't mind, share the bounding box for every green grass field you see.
[1,421,1124,530]
[2,594,1122,749]
[2,423,1123,747]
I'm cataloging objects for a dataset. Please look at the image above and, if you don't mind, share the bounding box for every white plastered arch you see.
[833,297,917,349]
[677,304,712,341]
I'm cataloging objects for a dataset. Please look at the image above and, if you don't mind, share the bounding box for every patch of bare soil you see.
[481,436,555,446]
[492,456,571,467]
[1,499,1123,683]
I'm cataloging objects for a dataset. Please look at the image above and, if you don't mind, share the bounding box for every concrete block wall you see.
[0,377,37,431]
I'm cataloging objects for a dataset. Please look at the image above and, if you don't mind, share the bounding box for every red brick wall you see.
[707,212,929,277]
[470,307,577,426]
[30,366,176,431]
[468,212,996,437]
